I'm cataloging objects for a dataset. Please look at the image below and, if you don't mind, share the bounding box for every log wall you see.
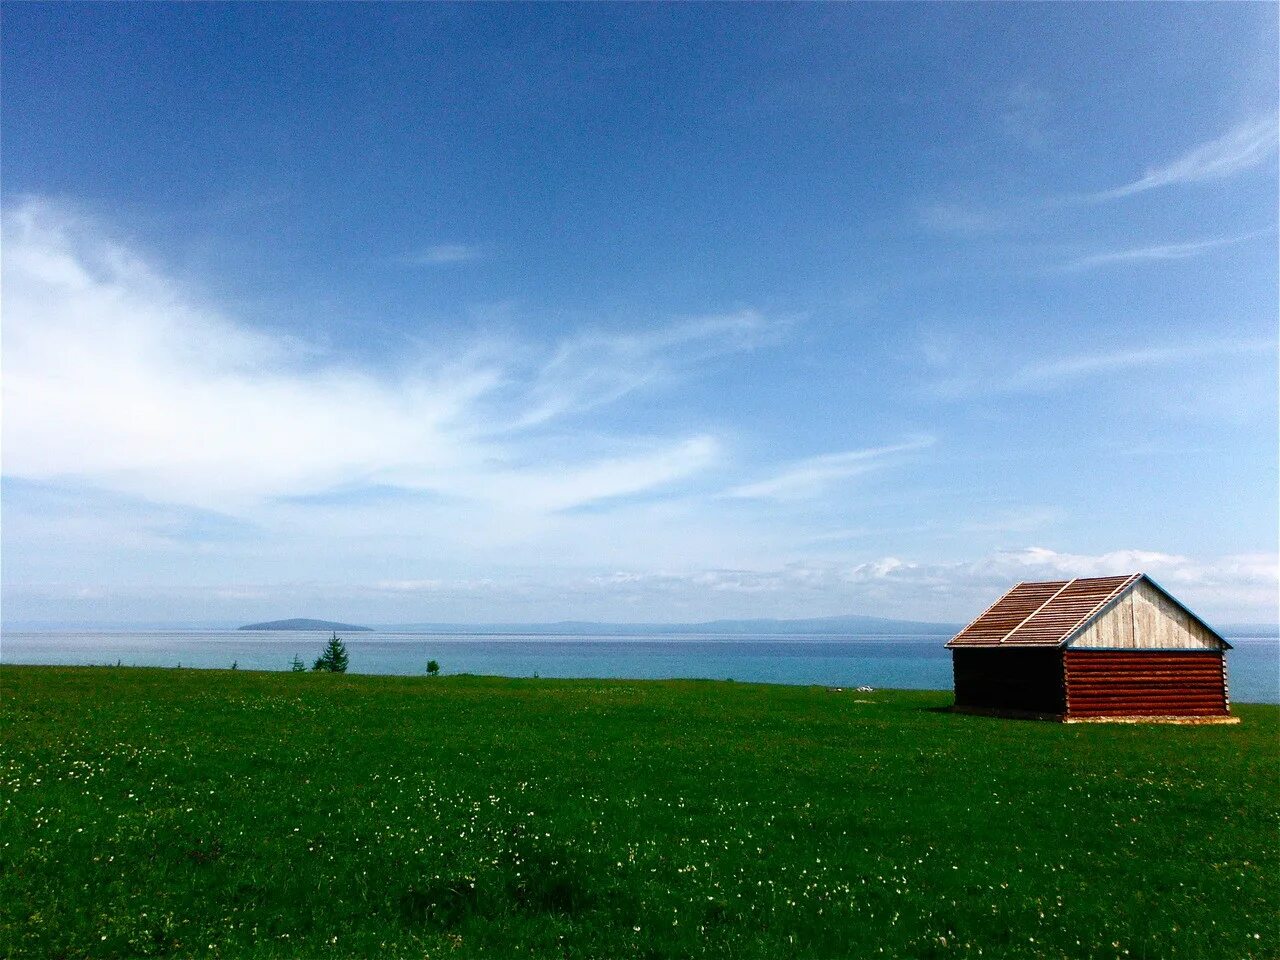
[1063,650,1228,718]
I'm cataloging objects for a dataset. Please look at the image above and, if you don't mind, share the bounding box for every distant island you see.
[238,618,373,632]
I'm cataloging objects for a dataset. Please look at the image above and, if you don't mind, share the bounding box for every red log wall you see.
[1063,650,1228,718]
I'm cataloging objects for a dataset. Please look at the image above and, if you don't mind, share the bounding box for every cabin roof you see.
[945,573,1230,649]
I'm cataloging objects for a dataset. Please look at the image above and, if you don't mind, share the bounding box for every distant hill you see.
[238,618,372,632]
[377,613,958,636]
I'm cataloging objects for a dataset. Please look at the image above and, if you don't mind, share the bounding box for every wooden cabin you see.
[947,573,1236,723]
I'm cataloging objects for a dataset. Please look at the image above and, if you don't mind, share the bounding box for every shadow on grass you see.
[930,704,1072,723]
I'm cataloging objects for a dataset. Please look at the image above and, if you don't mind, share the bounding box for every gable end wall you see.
[1067,579,1221,650]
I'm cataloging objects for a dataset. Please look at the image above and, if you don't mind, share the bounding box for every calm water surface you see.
[3,630,1277,704]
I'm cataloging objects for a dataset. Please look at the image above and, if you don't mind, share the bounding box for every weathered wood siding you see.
[1063,650,1228,717]
[1068,579,1221,650]
[1069,592,1136,648]
[952,649,1065,714]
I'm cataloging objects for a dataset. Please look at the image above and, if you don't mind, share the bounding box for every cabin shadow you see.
[922,703,1055,723]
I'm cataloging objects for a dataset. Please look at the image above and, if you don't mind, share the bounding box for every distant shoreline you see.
[10,617,1277,636]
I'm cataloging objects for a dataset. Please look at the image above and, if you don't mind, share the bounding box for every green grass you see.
[1,667,1276,959]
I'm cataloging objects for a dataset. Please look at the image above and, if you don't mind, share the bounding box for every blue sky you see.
[3,4,1277,625]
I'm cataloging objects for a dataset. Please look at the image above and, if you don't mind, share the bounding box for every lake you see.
[3,630,1277,704]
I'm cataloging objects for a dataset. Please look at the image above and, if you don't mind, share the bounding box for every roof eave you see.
[944,580,1028,648]
[948,641,1073,650]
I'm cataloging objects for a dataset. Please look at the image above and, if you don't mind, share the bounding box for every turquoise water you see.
[2,630,1276,704]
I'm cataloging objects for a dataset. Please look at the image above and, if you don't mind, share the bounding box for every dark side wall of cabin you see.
[951,648,1065,715]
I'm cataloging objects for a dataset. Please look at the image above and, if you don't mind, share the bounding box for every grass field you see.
[1,667,1276,959]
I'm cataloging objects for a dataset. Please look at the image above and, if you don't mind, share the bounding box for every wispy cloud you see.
[406,243,482,265]
[803,507,1063,545]
[722,437,935,502]
[1,200,756,515]
[1089,115,1278,201]
[1007,340,1274,390]
[930,337,1275,398]
[459,436,721,514]
[1060,232,1266,271]
[514,311,771,429]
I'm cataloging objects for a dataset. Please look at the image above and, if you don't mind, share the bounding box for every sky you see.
[2,3,1277,626]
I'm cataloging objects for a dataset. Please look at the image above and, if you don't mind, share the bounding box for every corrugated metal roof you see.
[946,574,1142,648]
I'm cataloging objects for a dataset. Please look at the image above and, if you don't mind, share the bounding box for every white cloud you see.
[1090,115,1278,201]
[996,546,1182,578]
[406,243,482,265]
[983,547,1278,621]
[325,547,1275,623]
[6,507,1274,622]
[1,200,750,515]
[568,547,1278,622]
[722,437,935,502]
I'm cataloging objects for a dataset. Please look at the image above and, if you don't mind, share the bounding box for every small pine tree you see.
[290,654,306,673]
[312,633,349,673]
[426,659,440,676]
